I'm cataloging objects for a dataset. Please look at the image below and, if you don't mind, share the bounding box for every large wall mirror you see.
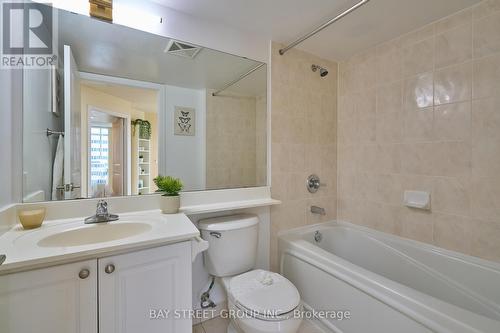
[22,4,267,202]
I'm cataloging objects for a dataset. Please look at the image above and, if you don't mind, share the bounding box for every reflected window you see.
[90,127,110,193]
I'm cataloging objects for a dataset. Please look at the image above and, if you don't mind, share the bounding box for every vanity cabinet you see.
[99,241,192,333]
[0,242,192,333]
[0,260,97,333]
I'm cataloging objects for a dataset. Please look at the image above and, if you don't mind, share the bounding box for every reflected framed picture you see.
[174,106,195,136]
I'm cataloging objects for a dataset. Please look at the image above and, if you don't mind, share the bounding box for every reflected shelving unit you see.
[137,138,151,194]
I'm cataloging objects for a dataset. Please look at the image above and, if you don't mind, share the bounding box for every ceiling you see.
[57,9,267,96]
[150,0,480,60]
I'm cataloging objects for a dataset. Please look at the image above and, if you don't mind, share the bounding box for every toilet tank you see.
[198,214,259,277]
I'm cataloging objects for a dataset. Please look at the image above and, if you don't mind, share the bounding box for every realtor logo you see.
[1,1,57,68]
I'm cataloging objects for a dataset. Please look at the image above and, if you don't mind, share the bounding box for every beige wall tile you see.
[434,61,472,105]
[404,72,434,109]
[400,143,435,175]
[472,97,500,142]
[435,23,472,69]
[433,177,471,216]
[271,0,500,267]
[433,102,471,141]
[473,0,500,21]
[467,219,500,262]
[404,107,434,142]
[270,42,337,272]
[474,11,500,57]
[206,92,258,189]
[377,111,403,143]
[373,204,402,234]
[400,174,435,194]
[400,24,435,48]
[356,90,377,142]
[403,38,435,77]
[375,174,403,205]
[473,54,500,100]
[433,213,471,253]
[400,209,434,243]
[377,40,403,84]
[377,81,403,115]
[435,7,473,34]
[470,176,500,222]
[472,139,500,177]
[337,197,360,222]
[432,141,471,177]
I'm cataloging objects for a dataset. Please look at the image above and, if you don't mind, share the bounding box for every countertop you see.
[0,210,200,275]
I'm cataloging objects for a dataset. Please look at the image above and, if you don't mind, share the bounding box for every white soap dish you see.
[404,191,431,210]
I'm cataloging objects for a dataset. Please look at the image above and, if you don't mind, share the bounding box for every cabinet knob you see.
[79,269,90,279]
[105,264,115,274]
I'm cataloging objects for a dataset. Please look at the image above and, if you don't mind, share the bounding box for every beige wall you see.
[206,91,258,189]
[256,95,267,186]
[337,1,500,262]
[270,43,338,271]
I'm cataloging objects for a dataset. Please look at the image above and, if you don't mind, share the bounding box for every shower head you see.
[311,64,328,77]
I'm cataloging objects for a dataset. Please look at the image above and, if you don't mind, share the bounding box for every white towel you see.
[52,135,64,200]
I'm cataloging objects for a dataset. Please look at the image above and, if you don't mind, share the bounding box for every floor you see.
[193,316,326,333]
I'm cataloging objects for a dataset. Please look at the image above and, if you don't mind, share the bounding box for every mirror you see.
[22,5,267,202]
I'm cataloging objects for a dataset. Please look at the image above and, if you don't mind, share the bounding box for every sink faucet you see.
[311,206,326,216]
[85,199,119,224]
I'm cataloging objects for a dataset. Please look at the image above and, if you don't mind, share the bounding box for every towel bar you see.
[46,128,65,137]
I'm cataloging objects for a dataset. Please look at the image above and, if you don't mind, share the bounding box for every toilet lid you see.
[229,270,300,316]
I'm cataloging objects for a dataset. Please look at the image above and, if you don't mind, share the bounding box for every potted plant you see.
[153,175,183,214]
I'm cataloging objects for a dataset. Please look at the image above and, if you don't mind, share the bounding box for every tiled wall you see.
[256,95,268,186]
[270,42,338,271]
[206,91,264,189]
[337,0,500,262]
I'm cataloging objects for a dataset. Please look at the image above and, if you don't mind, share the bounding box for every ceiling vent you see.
[164,40,202,59]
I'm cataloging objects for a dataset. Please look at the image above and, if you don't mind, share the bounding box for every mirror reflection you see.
[22,5,267,202]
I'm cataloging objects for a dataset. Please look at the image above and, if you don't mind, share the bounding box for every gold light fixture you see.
[89,0,113,22]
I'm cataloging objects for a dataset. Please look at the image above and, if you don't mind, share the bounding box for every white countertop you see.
[180,198,281,215]
[0,210,200,275]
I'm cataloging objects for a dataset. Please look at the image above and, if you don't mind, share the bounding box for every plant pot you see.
[160,195,180,214]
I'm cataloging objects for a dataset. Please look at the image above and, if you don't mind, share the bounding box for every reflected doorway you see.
[88,109,130,197]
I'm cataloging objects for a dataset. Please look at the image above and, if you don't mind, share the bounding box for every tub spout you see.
[311,206,326,215]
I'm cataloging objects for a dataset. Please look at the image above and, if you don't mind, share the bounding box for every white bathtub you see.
[278,221,500,333]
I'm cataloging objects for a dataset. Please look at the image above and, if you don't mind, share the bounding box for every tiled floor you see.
[193,316,326,333]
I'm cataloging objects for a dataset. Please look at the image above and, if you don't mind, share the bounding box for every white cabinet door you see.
[0,260,97,333]
[98,242,192,333]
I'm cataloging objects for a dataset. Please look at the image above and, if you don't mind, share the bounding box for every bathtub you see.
[278,221,500,333]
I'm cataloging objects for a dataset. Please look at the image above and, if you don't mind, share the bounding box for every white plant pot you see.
[160,195,180,214]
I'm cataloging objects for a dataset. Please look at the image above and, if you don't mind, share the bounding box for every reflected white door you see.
[63,45,82,199]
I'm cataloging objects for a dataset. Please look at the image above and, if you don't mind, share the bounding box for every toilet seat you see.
[228,270,301,321]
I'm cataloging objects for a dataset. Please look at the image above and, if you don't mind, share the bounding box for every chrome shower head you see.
[311,64,328,77]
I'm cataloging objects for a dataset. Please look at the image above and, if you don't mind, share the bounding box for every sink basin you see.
[37,223,152,247]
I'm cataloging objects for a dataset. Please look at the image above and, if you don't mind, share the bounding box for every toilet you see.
[199,214,302,333]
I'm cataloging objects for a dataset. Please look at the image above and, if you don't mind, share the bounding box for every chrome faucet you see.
[85,199,119,224]
[311,206,326,216]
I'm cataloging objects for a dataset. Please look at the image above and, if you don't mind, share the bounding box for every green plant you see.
[131,119,152,139]
[153,175,183,196]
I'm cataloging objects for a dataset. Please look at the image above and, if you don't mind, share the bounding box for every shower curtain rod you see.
[212,63,265,96]
[279,0,371,55]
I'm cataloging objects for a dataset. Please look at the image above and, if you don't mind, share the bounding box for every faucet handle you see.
[307,174,326,193]
[96,199,108,216]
